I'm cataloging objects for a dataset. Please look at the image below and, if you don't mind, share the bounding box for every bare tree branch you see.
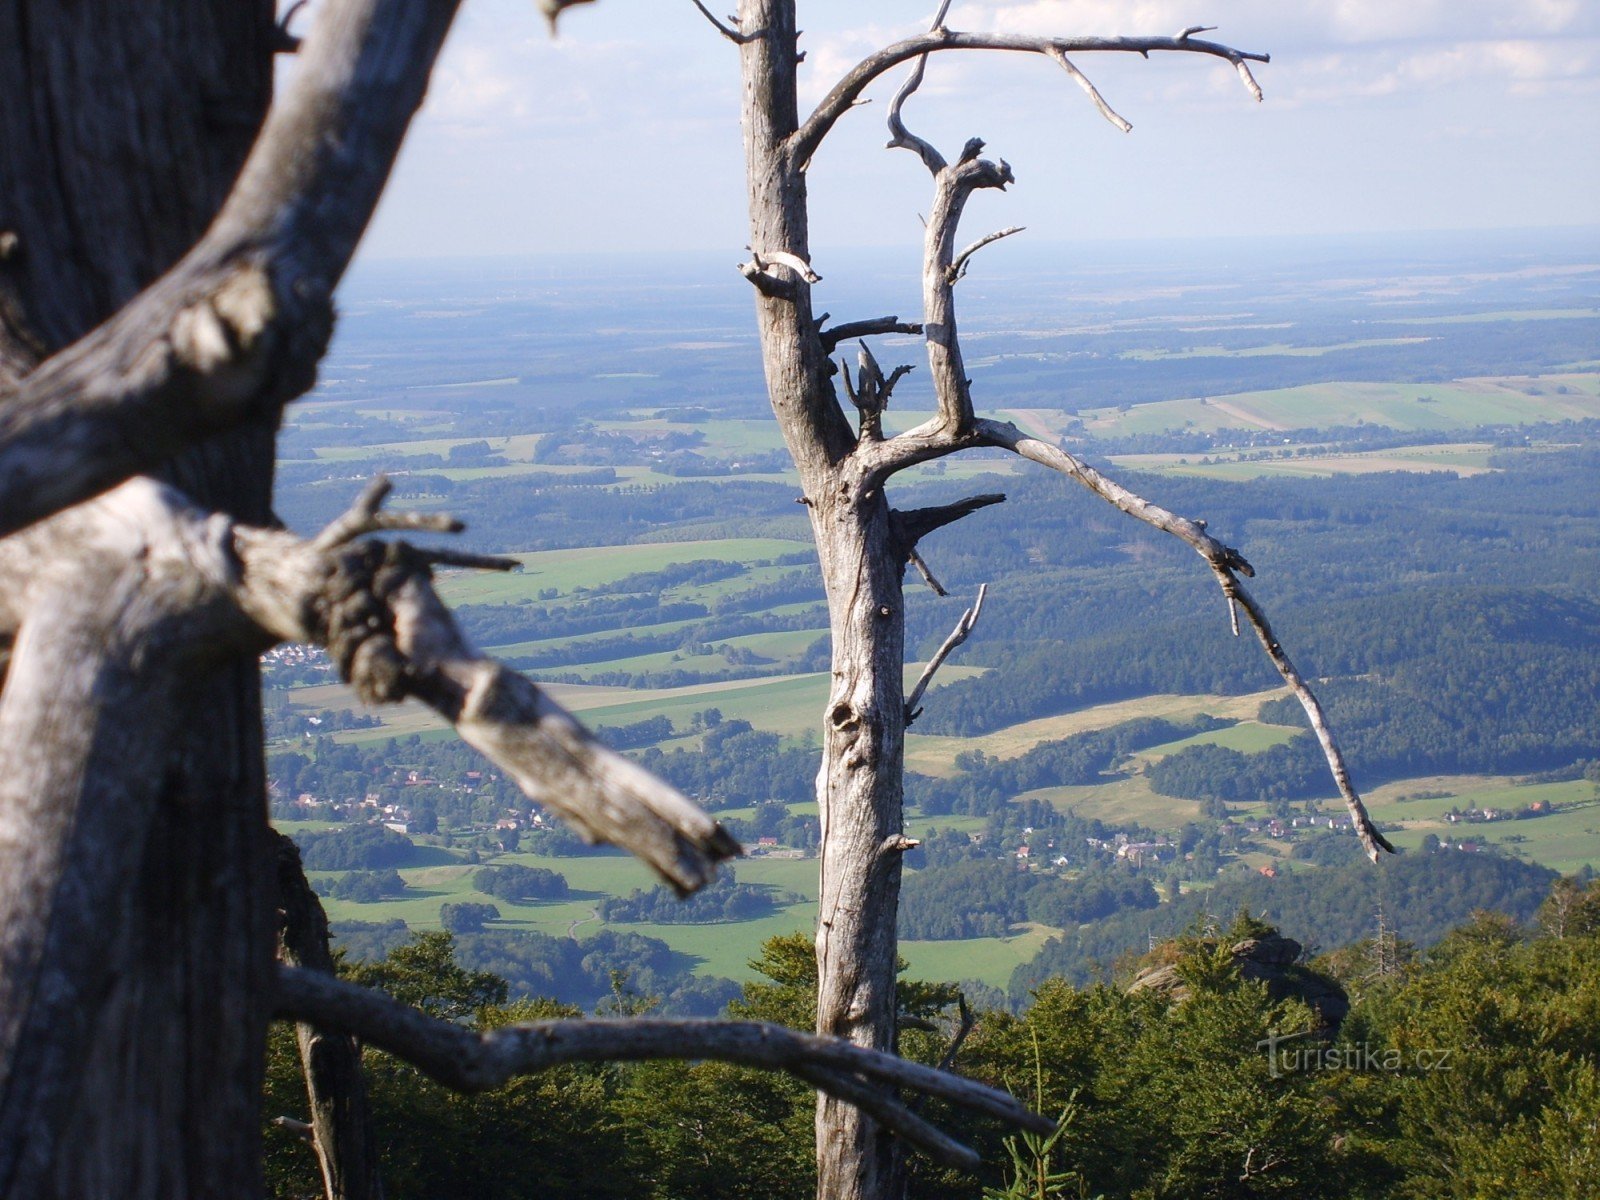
[974,419,1394,861]
[274,965,1053,1168]
[949,226,1025,283]
[312,475,462,548]
[689,0,759,44]
[886,52,945,175]
[233,520,743,895]
[0,0,464,539]
[274,0,312,53]
[904,584,986,726]
[820,317,923,356]
[1046,50,1132,132]
[272,1116,318,1144]
[882,64,1017,441]
[892,493,1006,549]
[935,995,975,1076]
[536,0,598,35]
[920,153,1013,433]
[793,29,1269,169]
[906,547,947,597]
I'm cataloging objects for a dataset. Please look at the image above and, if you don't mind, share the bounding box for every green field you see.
[900,923,1061,985]
[435,538,810,605]
[1110,442,1501,481]
[904,689,1281,777]
[1075,373,1600,438]
[308,838,1070,987]
[1135,720,1303,760]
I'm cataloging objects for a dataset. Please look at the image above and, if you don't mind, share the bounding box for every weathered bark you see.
[735,5,914,1198]
[0,6,277,1195]
[0,3,469,1196]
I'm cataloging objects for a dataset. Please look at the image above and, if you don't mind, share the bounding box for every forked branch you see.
[950,226,1025,283]
[975,419,1393,861]
[274,965,1052,1170]
[794,28,1269,169]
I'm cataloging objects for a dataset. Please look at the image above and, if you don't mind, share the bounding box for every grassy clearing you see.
[1357,777,1600,874]
[319,837,1050,987]
[569,672,832,740]
[900,923,1060,987]
[553,628,829,682]
[479,602,824,660]
[610,905,820,979]
[1019,775,1203,831]
[564,665,981,743]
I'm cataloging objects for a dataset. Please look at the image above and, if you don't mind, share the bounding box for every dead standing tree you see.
[0,1,1049,1196]
[724,3,1392,1199]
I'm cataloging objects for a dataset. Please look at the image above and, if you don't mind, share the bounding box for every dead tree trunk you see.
[736,6,918,1197]
[725,6,1386,1200]
[0,6,279,1193]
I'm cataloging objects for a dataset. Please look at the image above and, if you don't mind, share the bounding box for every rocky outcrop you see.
[1129,931,1350,1026]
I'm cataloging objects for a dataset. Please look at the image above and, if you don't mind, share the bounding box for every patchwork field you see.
[1109,442,1501,481]
[1074,373,1600,438]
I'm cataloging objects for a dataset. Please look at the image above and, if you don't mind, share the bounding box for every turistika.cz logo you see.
[1256,1029,1455,1080]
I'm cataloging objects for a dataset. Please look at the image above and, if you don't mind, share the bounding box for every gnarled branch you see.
[234,492,742,894]
[974,418,1393,861]
[274,965,1052,1170]
[0,0,464,539]
[793,29,1269,169]
[0,479,740,894]
[883,56,1014,439]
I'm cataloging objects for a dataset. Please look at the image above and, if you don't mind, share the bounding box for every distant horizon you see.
[350,223,1600,275]
[337,1,1600,262]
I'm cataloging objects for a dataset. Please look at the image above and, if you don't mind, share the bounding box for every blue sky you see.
[340,0,1600,260]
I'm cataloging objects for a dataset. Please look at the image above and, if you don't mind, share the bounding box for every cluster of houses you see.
[1445,799,1553,824]
[1012,831,1178,870]
[1241,814,1356,841]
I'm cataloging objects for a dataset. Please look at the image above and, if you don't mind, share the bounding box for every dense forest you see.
[1012,846,1560,997]
[266,876,1600,1199]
